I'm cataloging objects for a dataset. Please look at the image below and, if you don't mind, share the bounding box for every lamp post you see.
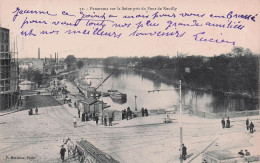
[148,81,183,163]
[134,95,137,111]
[179,80,183,163]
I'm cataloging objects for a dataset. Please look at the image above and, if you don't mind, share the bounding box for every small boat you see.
[110,91,127,101]
[107,89,118,93]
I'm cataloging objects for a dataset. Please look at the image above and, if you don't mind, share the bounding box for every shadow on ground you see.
[25,95,62,108]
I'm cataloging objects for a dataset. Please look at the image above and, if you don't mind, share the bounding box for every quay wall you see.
[191,109,260,119]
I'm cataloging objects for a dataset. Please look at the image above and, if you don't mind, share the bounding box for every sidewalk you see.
[0,105,24,116]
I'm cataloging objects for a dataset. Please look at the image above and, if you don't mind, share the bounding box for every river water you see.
[82,67,259,113]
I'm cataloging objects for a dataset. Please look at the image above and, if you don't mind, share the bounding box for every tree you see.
[77,60,84,69]
[65,55,76,70]
[51,68,56,76]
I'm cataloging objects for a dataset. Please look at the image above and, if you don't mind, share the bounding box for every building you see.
[0,27,19,111]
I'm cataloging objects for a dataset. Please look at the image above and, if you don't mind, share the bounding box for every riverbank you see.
[1,78,259,163]
[108,67,259,99]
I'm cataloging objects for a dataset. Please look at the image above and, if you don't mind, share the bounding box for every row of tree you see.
[103,47,259,96]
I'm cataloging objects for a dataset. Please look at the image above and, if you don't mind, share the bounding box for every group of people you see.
[238,149,251,157]
[122,107,135,120]
[141,107,149,117]
[60,141,85,162]
[221,117,231,128]
[246,118,255,133]
[28,107,38,115]
[104,116,113,126]
[221,117,255,134]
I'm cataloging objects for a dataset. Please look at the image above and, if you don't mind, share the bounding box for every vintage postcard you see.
[0,0,259,162]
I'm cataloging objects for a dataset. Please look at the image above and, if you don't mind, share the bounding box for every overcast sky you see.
[0,0,259,58]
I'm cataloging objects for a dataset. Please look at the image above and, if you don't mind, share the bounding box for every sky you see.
[0,0,260,58]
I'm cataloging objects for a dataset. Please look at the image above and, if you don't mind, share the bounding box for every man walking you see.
[221,118,225,128]
[249,122,254,133]
[181,144,187,160]
[246,118,249,130]
[78,109,80,118]
[95,114,99,125]
[73,116,77,128]
[226,117,230,128]
[141,107,144,117]
[104,116,107,126]
[35,107,38,115]
[60,145,66,161]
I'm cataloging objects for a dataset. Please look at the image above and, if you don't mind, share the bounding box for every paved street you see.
[0,98,259,162]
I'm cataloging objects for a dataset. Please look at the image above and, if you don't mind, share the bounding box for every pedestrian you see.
[81,113,85,122]
[104,116,107,126]
[85,114,89,121]
[144,108,147,116]
[221,118,225,128]
[78,109,80,118]
[249,122,254,133]
[181,144,187,160]
[60,145,66,161]
[35,107,38,115]
[238,149,244,156]
[245,150,250,156]
[73,116,77,128]
[246,118,249,130]
[109,116,112,126]
[226,117,230,128]
[141,107,144,117]
[95,115,99,125]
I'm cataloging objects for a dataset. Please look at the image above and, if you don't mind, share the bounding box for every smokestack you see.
[50,54,52,59]
[55,52,57,63]
[54,52,56,63]
[57,53,58,64]
[45,57,46,63]
[38,48,40,59]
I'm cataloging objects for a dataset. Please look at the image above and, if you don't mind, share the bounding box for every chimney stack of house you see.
[38,48,40,59]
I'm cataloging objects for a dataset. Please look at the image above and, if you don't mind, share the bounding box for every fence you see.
[192,109,260,119]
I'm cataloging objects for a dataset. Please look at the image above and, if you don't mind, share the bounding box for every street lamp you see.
[148,80,183,163]
[179,80,183,163]
[134,95,137,111]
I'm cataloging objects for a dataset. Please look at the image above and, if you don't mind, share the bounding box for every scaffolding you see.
[0,27,19,111]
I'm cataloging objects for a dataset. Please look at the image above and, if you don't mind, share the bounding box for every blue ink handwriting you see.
[193,31,235,45]
[21,17,48,28]
[152,12,176,19]
[62,11,76,17]
[12,7,57,22]
[129,29,186,37]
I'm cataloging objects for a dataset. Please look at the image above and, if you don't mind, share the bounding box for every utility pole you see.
[101,73,104,125]
[179,80,183,163]
[134,95,137,111]
[148,82,183,162]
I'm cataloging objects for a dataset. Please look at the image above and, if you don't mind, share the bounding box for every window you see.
[5,33,9,43]
[1,45,4,52]
[1,32,4,42]
[6,45,8,52]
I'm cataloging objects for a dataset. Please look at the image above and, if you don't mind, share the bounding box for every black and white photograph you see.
[0,0,259,162]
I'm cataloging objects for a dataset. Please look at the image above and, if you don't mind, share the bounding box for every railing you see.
[191,109,260,119]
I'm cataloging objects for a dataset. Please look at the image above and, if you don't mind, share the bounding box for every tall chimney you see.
[50,54,52,59]
[57,53,58,64]
[38,48,40,59]
[54,52,56,63]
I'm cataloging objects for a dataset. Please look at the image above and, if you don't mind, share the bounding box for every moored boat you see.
[110,91,127,100]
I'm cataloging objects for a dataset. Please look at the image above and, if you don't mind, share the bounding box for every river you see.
[81,67,259,113]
